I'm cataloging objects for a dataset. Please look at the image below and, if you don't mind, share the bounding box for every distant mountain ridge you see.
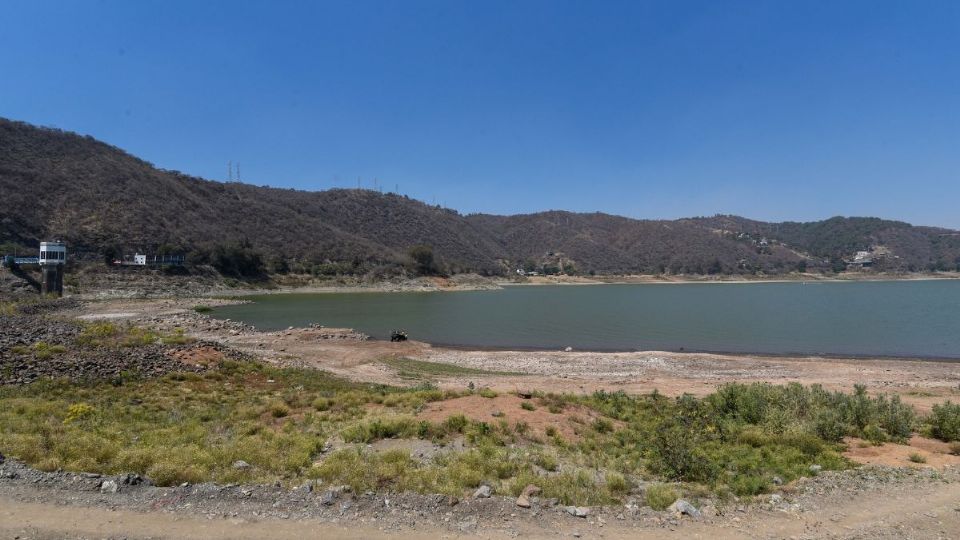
[2,118,959,275]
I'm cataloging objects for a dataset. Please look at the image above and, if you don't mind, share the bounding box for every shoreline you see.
[206,271,960,297]
[428,342,960,363]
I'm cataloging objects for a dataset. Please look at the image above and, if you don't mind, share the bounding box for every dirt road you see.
[3,467,959,539]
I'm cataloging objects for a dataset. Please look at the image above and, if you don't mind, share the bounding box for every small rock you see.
[769,494,783,505]
[0,452,5,465]
[320,490,338,506]
[446,495,459,506]
[772,476,783,486]
[566,506,589,518]
[564,346,573,352]
[99,480,119,494]
[700,505,718,518]
[123,473,147,486]
[473,485,492,498]
[809,464,823,473]
[457,517,478,532]
[516,495,531,508]
[517,390,533,399]
[667,499,701,518]
[522,484,542,498]
[232,460,252,470]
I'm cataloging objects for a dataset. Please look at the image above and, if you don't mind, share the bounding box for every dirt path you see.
[3,471,959,539]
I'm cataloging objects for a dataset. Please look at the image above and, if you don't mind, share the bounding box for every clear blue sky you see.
[2,1,958,227]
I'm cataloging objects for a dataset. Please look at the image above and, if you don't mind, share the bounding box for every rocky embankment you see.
[0,306,245,384]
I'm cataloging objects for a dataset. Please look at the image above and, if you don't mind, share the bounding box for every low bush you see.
[644,484,679,510]
[927,401,960,442]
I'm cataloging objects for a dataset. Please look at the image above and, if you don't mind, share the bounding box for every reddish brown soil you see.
[418,394,613,441]
[843,435,960,468]
[169,345,225,366]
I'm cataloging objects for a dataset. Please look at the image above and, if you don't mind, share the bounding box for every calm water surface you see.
[214,281,960,358]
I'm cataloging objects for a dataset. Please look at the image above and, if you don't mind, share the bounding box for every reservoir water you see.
[213,281,960,358]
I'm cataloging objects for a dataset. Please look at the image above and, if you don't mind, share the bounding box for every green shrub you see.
[479,388,497,398]
[644,484,679,510]
[268,402,290,418]
[928,401,960,442]
[862,424,888,445]
[813,409,847,442]
[520,401,535,411]
[341,416,419,443]
[605,472,629,495]
[31,342,66,359]
[443,414,468,433]
[534,452,559,472]
[908,452,926,464]
[63,403,95,424]
[312,397,332,411]
[192,305,213,313]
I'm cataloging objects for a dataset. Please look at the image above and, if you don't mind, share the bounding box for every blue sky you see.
[2,1,958,227]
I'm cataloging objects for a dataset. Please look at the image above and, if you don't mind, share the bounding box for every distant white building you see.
[133,253,147,266]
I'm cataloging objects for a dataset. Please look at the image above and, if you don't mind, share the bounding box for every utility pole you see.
[236,163,241,181]
[228,161,233,181]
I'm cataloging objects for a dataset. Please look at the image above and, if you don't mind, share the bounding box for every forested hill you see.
[2,118,959,276]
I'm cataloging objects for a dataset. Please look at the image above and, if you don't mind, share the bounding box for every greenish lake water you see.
[213,281,960,358]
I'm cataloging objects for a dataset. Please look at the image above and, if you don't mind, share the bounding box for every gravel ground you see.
[1,456,958,539]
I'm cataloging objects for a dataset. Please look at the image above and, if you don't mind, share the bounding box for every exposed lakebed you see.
[213,280,960,358]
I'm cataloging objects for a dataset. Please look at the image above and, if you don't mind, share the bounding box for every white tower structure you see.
[39,240,66,296]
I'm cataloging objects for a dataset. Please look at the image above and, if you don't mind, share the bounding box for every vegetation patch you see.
[0,365,955,505]
[76,321,194,348]
[379,357,519,380]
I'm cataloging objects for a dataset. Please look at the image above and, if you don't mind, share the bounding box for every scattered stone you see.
[320,490,338,506]
[473,485,492,499]
[564,346,573,352]
[232,460,251,470]
[446,495,459,506]
[122,473,147,486]
[667,499,701,519]
[566,506,589,518]
[517,390,533,399]
[809,464,823,474]
[700,505,718,518]
[457,517,478,532]
[772,476,783,486]
[516,495,531,508]
[0,452,4,465]
[99,480,119,494]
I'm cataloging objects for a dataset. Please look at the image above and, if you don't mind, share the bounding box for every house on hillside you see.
[847,251,874,270]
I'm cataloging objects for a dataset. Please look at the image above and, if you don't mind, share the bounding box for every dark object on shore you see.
[390,330,408,342]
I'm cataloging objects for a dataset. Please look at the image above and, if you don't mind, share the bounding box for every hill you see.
[2,118,959,276]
